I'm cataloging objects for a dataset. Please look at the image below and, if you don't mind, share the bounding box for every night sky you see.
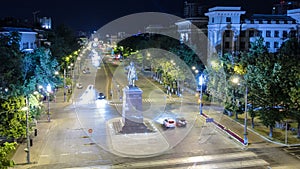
[0,0,275,33]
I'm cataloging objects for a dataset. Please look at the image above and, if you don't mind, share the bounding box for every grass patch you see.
[228,112,300,144]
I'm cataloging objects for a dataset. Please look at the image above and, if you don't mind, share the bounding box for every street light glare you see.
[232,77,239,84]
[199,75,204,85]
[21,107,28,111]
[47,84,52,93]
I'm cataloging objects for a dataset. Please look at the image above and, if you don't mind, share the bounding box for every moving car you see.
[97,92,106,99]
[163,118,176,128]
[176,117,187,127]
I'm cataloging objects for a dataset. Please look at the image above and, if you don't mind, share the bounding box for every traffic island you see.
[107,117,169,158]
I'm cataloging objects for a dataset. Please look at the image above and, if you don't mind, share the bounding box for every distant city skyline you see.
[0,0,280,33]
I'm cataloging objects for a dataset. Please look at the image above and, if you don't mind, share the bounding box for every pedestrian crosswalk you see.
[74,96,193,109]
[64,151,270,169]
[283,146,300,159]
[108,97,181,106]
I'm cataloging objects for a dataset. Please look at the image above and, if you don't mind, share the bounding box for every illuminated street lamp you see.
[231,77,248,145]
[199,74,204,115]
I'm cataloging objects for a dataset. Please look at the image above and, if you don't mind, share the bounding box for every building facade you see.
[0,27,37,52]
[205,6,300,55]
[39,17,52,29]
[176,0,208,44]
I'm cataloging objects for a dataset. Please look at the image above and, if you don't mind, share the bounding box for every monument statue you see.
[126,61,138,86]
[120,61,152,134]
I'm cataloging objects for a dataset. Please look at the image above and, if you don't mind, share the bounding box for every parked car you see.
[97,92,106,99]
[163,118,176,128]
[76,83,83,89]
[176,117,187,127]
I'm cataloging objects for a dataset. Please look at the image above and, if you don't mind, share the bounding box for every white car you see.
[163,118,176,128]
[76,83,83,89]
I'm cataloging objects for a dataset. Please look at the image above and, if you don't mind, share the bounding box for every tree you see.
[0,32,23,97]
[22,47,61,94]
[47,24,81,68]
[216,52,245,119]
[205,54,228,104]
[278,38,300,138]
[244,38,285,137]
[0,96,26,139]
[169,44,201,69]
[0,142,16,169]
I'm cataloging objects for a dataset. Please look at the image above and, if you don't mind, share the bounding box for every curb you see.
[202,113,246,146]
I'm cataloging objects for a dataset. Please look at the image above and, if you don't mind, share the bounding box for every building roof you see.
[247,14,295,21]
[0,27,36,33]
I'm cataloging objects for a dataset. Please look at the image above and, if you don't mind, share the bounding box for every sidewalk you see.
[11,88,71,168]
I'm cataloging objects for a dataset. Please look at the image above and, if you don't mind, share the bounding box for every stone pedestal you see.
[121,85,152,134]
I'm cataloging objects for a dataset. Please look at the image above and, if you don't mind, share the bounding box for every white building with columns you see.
[205,6,300,56]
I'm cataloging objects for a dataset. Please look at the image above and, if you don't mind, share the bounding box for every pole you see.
[25,96,30,163]
[47,93,50,122]
[244,86,248,145]
[63,69,66,102]
[199,78,203,115]
[285,121,288,145]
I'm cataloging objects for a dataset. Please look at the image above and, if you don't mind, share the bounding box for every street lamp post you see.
[232,77,248,145]
[199,74,204,115]
[47,84,51,122]
[244,86,248,145]
[22,97,30,164]
[63,69,66,102]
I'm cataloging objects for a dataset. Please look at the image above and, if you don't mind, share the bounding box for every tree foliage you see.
[208,37,299,138]
[22,47,61,94]
[277,38,300,137]
[0,32,23,96]
[0,96,26,139]
[47,24,81,68]
[0,142,16,168]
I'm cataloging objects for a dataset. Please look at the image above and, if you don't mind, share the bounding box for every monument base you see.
[120,86,153,134]
[121,119,153,134]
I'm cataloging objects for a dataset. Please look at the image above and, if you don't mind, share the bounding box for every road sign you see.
[206,118,214,123]
[88,128,93,133]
